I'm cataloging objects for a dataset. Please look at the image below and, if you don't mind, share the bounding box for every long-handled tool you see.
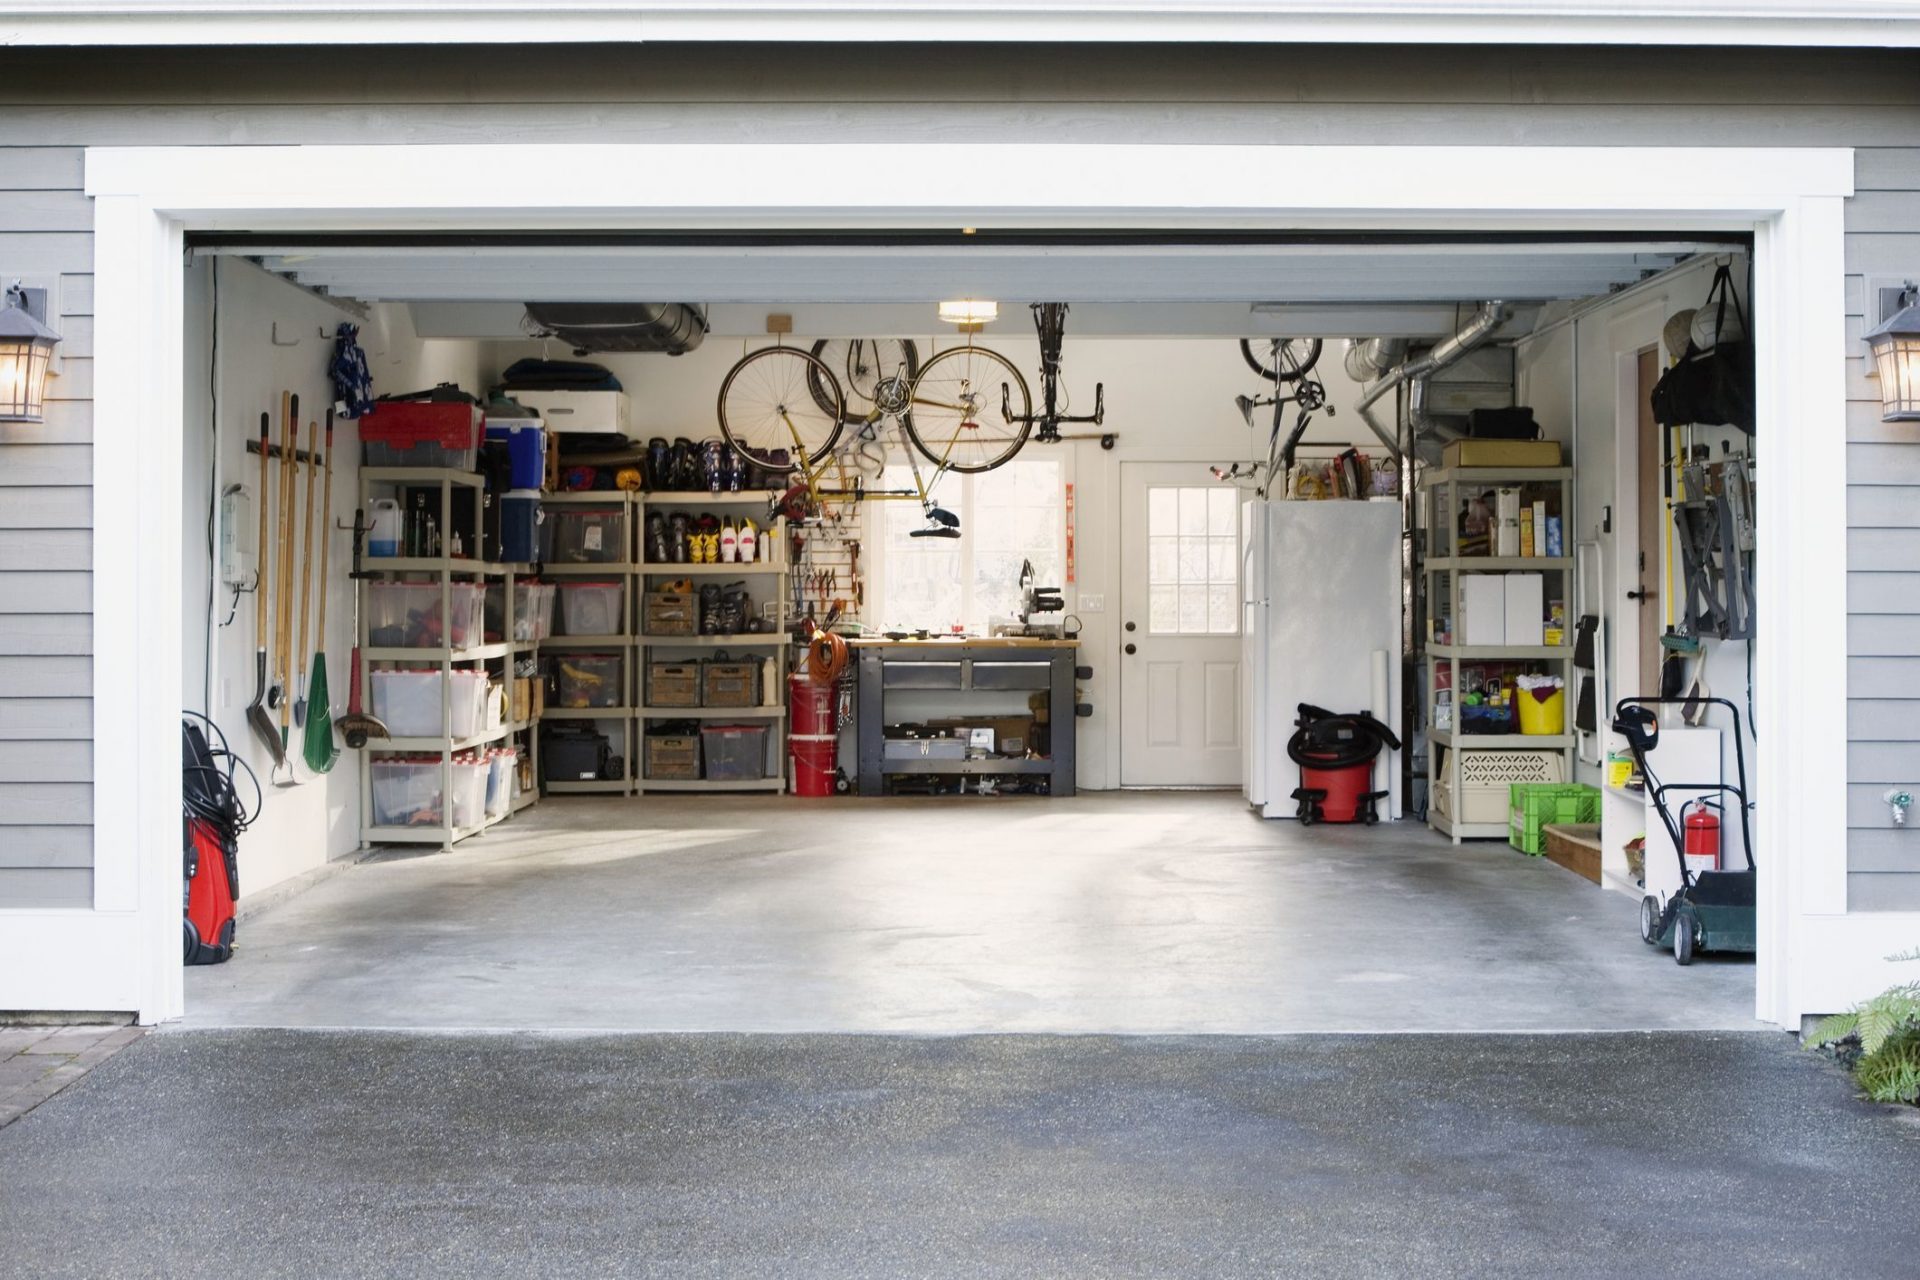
[303,411,339,773]
[244,409,284,766]
[336,505,389,749]
[270,393,299,778]
[292,416,317,729]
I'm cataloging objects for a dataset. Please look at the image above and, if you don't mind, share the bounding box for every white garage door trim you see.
[25,141,1857,1027]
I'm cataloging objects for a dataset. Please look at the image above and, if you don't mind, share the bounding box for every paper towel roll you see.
[1370,649,1393,819]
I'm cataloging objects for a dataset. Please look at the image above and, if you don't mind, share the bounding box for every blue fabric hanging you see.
[329,322,375,419]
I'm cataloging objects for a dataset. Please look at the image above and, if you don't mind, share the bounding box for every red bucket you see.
[788,672,836,738]
[790,733,837,797]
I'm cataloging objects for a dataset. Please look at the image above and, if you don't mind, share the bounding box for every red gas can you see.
[1682,800,1721,872]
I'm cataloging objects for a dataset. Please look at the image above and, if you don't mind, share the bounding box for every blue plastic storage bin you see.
[486,421,547,491]
[501,490,542,564]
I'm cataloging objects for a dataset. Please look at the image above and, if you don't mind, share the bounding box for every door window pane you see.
[1146,485,1241,636]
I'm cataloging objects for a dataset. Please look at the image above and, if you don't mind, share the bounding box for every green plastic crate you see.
[1508,783,1602,855]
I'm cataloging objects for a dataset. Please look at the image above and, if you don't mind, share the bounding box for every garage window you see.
[873,458,1065,633]
[1148,486,1239,635]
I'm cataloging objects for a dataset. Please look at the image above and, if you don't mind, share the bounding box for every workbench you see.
[852,637,1081,797]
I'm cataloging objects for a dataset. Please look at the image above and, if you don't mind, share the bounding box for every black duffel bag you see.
[1651,263,1754,433]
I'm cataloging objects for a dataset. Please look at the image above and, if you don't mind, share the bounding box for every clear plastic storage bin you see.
[554,652,624,709]
[369,669,488,739]
[546,506,626,565]
[558,580,625,636]
[370,758,488,830]
[484,749,518,819]
[700,724,770,782]
[367,581,486,649]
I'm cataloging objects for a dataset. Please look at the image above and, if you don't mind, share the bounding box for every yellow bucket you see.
[1518,687,1566,736]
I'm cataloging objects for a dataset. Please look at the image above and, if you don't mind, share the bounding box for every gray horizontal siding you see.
[1846,141,1920,910]
[0,143,90,910]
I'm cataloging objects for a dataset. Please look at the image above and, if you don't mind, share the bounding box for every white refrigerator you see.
[1242,499,1404,821]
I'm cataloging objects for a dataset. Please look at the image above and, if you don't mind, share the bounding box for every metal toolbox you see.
[883,736,967,761]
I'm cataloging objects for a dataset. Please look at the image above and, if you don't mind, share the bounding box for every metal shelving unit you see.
[356,466,540,849]
[633,491,790,794]
[1420,465,1577,843]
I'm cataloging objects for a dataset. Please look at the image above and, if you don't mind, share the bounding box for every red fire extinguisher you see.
[1682,800,1722,871]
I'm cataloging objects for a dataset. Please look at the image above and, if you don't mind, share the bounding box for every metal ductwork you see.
[1342,337,1410,384]
[1353,301,1510,459]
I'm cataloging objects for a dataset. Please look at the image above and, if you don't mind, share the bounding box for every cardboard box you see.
[1459,575,1507,647]
[1504,573,1545,647]
[929,716,1035,757]
[1442,439,1563,469]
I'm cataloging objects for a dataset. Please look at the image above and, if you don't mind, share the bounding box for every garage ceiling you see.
[212,234,1740,337]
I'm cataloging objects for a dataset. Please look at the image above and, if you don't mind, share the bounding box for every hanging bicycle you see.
[1002,302,1110,447]
[716,342,965,538]
[1232,337,1334,498]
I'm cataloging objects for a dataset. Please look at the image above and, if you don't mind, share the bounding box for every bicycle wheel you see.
[905,344,1032,474]
[1240,337,1323,383]
[718,346,844,472]
[809,339,918,422]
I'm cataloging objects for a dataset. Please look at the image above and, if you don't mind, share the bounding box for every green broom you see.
[302,411,340,774]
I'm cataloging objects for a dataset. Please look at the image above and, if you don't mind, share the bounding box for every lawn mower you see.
[1611,695,1754,966]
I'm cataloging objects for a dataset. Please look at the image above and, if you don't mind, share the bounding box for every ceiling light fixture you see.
[937,298,999,327]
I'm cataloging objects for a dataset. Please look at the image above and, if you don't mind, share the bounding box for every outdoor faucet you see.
[1885,788,1914,826]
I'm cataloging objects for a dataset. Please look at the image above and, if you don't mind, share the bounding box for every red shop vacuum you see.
[1287,703,1402,826]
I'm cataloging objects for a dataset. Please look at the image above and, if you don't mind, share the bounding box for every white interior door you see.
[1120,465,1243,786]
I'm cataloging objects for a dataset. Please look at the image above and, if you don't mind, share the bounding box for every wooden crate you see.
[643,590,696,636]
[1542,822,1602,885]
[643,733,700,780]
[647,662,701,708]
[702,657,762,708]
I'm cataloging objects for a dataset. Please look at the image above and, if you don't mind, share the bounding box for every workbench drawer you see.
[882,661,963,689]
[971,661,1051,690]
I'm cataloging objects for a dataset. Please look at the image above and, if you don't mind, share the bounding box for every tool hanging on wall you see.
[1673,446,1755,641]
[292,416,317,730]
[303,411,339,774]
[244,409,284,765]
[271,393,300,782]
[336,506,389,749]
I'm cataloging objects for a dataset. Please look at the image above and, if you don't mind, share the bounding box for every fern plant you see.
[1805,948,1920,1105]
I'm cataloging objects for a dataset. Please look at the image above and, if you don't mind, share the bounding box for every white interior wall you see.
[1516,254,1756,797]
[487,334,1381,791]
[182,260,487,898]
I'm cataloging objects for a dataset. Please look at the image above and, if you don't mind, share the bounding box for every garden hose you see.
[807,628,849,683]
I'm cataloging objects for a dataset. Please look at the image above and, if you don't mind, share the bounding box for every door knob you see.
[1124,621,1136,632]
[1124,643,1137,655]
[1627,587,1655,602]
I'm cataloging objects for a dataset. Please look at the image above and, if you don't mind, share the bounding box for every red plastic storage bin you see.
[359,400,483,469]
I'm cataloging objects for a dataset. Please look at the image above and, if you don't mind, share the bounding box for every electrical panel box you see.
[219,483,254,588]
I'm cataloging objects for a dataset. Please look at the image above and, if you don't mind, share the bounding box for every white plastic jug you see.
[368,498,402,557]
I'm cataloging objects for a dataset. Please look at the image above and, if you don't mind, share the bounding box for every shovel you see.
[244,409,285,766]
[270,393,299,782]
[302,411,340,773]
[292,415,317,729]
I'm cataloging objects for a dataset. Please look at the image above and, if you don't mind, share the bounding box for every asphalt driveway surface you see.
[3,1029,1918,1278]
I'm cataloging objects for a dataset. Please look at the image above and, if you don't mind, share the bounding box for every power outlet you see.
[1081,593,1106,613]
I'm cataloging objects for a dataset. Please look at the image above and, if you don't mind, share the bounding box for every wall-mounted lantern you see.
[1865,281,1920,423]
[0,281,61,423]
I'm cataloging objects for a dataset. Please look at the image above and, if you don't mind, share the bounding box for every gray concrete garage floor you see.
[3,1029,1916,1279]
[187,792,1757,1033]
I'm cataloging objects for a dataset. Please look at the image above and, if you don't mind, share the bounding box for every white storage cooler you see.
[505,389,633,441]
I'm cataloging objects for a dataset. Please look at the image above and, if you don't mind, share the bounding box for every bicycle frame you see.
[1003,302,1104,444]
[1239,339,1333,498]
[784,370,962,538]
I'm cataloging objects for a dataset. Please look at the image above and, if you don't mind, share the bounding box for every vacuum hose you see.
[1286,703,1402,770]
